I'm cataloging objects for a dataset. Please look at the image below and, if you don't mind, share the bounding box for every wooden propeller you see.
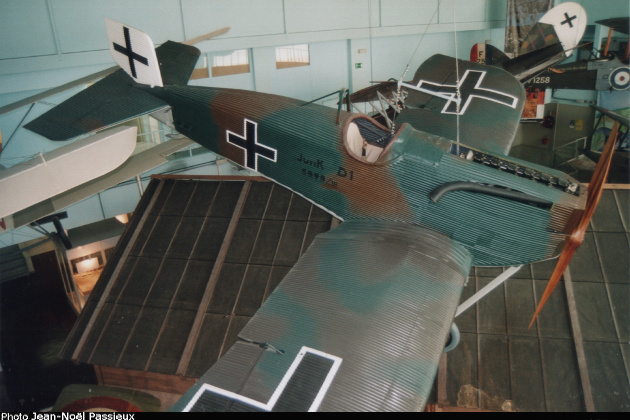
[182,27,230,46]
[529,119,621,328]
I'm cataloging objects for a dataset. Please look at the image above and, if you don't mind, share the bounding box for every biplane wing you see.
[172,220,471,412]
[0,126,137,220]
[0,135,194,234]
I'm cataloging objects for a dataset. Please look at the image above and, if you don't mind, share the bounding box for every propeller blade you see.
[182,27,230,45]
[529,120,620,328]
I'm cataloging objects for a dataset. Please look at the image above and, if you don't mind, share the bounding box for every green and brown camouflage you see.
[25,47,586,267]
[138,56,584,268]
[22,19,587,411]
[175,219,473,411]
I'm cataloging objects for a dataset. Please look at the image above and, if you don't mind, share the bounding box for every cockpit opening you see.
[345,117,395,163]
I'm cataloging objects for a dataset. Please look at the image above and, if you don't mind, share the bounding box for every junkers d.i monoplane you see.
[22,18,619,412]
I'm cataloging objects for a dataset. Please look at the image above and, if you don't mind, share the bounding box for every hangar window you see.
[276,44,310,69]
[211,49,250,77]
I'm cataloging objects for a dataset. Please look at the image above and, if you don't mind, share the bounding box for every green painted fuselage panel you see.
[147,85,584,267]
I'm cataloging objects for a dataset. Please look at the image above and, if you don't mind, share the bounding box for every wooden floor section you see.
[58,177,629,412]
[433,188,629,412]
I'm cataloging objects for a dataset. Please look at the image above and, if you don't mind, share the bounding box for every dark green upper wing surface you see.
[172,220,472,412]
[349,55,525,156]
[398,55,525,156]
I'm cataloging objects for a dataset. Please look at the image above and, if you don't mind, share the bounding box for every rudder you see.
[105,18,164,87]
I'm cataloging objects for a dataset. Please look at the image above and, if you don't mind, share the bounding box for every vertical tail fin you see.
[520,2,587,57]
[105,18,163,87]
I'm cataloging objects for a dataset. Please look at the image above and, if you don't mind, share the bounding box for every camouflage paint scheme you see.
[144,54,584,268]
[174,220,472,412]
[23,23,588,411]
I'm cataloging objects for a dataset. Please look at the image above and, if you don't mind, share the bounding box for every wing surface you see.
[398,55,525,156]
[172,220,472,412]
[1,136,194,233]
[349,55,524,156]
[23,69,168,141]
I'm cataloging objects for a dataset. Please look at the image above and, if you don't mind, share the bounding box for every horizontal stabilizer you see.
[24,70,168,141]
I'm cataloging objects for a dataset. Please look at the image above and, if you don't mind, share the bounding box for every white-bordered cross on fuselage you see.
[112,26,149,79]
[226,119,277,171]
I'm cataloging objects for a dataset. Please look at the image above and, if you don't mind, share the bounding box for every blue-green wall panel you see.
[381,0,439,27]
[0,0,57,59]
[50,0,184,54]
[284,0,371,33]
[181,0,285,40]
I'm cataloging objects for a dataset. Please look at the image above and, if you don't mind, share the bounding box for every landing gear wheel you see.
[444,323,460,353]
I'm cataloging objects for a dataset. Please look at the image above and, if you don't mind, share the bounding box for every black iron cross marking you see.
[416,70,518,115]
[561,12,577,28]
[113,26,149,79]
[184,347,342,412]
[226,119,277,171]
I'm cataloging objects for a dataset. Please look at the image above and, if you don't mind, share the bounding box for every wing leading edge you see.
[172,220,472,412]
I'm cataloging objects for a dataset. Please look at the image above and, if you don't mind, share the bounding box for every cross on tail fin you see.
[523,2,587,58]
[105,18,163,87]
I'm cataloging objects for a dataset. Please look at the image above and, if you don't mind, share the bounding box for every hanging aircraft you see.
[0,26,228,241]
[349,2,587,154]
[527,17,630,91]
[469,2,588,119]
[471,1,588,83]
[20,18,620,412]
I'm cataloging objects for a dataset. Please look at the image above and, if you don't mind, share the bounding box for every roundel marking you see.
[610,67,630,90]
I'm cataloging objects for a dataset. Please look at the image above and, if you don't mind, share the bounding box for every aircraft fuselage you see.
[147,85,585,267]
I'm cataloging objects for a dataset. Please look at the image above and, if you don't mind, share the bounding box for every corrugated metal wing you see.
[173,220,472,412]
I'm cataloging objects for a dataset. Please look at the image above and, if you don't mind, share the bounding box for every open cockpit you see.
[344,117,398,163]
